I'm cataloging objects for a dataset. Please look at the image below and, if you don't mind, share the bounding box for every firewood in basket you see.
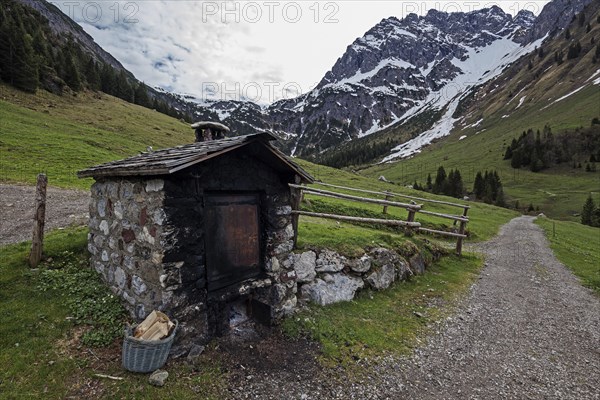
[134,310,173,340]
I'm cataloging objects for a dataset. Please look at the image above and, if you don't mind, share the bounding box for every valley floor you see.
[1,186,598,399]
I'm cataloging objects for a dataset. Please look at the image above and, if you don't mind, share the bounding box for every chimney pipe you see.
[191,121,231,142]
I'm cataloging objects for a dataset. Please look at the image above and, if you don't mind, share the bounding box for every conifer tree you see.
[433,166,446,194]
[134,82,151,108]
[473,171,484,199]
[0,8,39,92]
[581,195,596,226]
[64,53,81,91]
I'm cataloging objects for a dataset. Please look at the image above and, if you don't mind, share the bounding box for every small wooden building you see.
[78,132,313,342]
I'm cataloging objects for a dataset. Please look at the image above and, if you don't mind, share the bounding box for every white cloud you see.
[50,0,549,104]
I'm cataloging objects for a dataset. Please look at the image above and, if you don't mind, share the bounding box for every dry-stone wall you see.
[289,246,432,306]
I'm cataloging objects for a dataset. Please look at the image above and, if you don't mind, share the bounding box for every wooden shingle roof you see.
[77,132,313,182]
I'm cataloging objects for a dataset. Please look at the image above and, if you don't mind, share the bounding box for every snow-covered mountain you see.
[275,6,540,158]
[180,0,592,159]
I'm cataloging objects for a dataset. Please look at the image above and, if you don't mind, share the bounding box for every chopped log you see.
[28,173,47,268]
[289,184,421,211]
[141,322,169,341]
[134,310,174,340]
[292,210,421,227]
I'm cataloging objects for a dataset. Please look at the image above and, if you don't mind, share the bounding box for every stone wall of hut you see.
[87,178,167,322]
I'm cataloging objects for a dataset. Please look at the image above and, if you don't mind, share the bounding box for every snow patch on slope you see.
[382,34,545,162]
[326,58,414,89]
[541,85,587,109]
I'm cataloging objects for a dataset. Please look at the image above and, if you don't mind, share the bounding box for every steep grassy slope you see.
[363,3,600,220]
[0,83,190,189]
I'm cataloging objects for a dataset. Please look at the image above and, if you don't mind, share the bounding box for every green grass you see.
[282,253,483,364]
[0,228,226,399]
[296,159,519,243]
[0,229,84,398]
[0,83,190,189]
[536,218,600,295]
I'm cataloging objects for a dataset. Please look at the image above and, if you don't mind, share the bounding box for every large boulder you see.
[348,254,372,273]
[365,264,395,290]
[291,251,317,283]
[409,253,426,275]
[369,247,411,281]
[301,274,364,306]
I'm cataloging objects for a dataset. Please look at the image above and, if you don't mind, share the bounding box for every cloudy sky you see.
[52,0,550,104]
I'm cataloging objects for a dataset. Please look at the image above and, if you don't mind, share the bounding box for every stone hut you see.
[77,132,313,342]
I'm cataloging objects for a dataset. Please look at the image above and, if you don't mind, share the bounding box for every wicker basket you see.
[122,320,178,373]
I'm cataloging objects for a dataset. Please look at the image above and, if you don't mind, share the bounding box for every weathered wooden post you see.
[455,206,469,256]
[29,173,48,267]
[382,191,391,214]
[405,206,417,236]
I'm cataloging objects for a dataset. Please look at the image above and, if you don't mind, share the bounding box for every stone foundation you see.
[288,246,435,307]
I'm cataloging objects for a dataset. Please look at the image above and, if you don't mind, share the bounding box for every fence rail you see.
[290,181,471,255]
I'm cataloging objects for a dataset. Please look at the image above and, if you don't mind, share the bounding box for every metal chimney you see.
[191,121,231,142]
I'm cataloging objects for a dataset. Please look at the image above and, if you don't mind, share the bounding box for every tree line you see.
[504,125,600,172]
[0,0,190,122]
[412,166,506,206]
[315,138,397,168]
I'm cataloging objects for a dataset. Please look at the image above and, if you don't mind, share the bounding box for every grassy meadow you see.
[536,218,600,295]
[0,83,190,189]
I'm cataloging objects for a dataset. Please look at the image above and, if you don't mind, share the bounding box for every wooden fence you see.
[289,182,471,255]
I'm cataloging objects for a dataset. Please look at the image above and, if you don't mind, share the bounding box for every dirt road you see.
[0,184,89,246]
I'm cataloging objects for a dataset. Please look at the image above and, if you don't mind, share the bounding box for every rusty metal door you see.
[205,193,261,291]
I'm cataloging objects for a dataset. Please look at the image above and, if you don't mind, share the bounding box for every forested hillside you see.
[0,0,190,120]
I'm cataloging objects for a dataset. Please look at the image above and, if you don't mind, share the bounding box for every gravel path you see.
[226,216,600,399]
[0,184,89,246]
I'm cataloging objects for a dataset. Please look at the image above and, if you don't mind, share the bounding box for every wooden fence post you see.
[382,191,391,214]
[29,173,48,268]
[455,207,469,256]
